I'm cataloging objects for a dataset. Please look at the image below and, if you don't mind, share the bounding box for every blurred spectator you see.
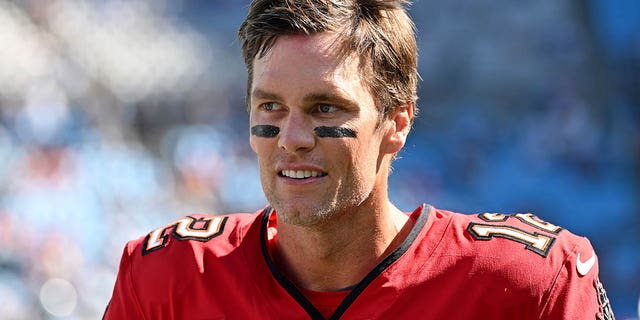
[0,0,637,318]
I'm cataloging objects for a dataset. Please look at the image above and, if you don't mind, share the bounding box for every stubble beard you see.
[267,186,368,228]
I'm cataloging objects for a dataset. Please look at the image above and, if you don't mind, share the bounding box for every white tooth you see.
[281,169,324,178]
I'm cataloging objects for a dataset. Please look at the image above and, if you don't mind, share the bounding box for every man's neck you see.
[271,200,413,292]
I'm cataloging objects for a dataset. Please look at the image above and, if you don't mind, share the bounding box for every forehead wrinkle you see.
[255,33,356,78]
[251,33,373,110]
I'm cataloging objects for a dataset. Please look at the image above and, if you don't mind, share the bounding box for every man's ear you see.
[382,103,414,154]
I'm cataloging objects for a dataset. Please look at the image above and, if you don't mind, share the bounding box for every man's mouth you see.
[280,170,327,179]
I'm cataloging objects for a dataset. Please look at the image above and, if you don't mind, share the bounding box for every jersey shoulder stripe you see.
[432,209,596,282]
[125,210,262,258]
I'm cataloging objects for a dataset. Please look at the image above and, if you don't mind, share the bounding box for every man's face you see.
[249,33,401,226]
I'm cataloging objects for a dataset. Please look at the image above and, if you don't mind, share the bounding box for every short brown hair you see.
[238,0,418,118]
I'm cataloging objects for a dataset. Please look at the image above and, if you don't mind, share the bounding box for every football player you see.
[103,0,615,319]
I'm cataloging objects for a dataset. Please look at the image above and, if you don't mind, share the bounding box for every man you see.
[104,0,615,319]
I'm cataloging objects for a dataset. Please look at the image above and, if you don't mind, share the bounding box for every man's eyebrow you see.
[251,88,358,108]
[251,89,281,101]
[301,92,357,107]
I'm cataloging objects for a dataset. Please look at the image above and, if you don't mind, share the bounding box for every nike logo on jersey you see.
[576,251,596,276]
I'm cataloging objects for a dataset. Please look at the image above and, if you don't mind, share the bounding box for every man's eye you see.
[317,104,338,113]
[261,102,278,111]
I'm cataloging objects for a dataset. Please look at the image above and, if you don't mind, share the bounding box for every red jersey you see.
[103,205,614,319]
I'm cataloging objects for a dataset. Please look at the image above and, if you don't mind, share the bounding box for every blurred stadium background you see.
[0,0,637,318]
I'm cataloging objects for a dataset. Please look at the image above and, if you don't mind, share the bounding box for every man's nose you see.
[277,112,315,153]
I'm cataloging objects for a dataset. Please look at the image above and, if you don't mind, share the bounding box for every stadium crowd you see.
[0,0,638,318]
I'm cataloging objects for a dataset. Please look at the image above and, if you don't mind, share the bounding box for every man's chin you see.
[272,203,335,228]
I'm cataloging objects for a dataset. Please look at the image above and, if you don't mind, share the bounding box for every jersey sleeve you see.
[539,237,615,320]
[103,242,147,320]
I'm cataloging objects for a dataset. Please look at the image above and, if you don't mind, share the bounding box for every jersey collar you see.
[259,204,432,320]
